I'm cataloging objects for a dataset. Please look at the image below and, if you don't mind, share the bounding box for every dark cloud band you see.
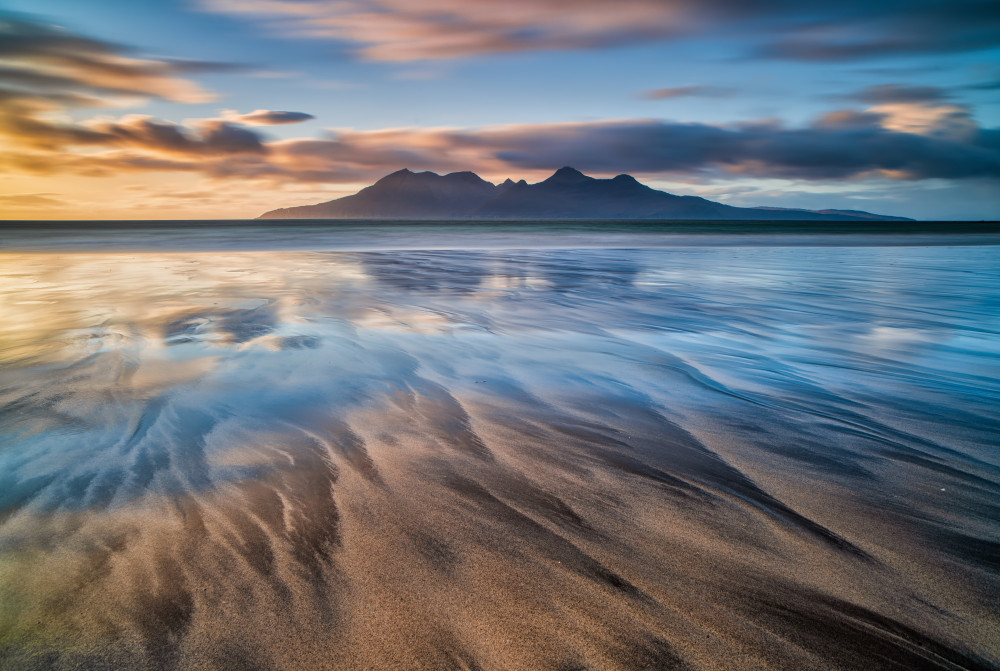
[12,114,996,185]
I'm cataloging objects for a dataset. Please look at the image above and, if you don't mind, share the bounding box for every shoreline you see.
[1,218,999,233]
[2,220,1000,254]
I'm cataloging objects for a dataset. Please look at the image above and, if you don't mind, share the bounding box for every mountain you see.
[258,167,910,221]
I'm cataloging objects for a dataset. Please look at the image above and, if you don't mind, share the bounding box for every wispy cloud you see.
[1,106,269,157]
[0,193,70,208]
[842,84,951,105]
[966,80,1000,92]
[0,14,276,183]
[88,116,269,155]
[641,86,737,100]
[197,0,1000,62]
[0,13,236,104]
[221,109,316,125]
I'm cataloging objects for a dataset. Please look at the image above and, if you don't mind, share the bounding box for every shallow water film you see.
[1,234,999,670]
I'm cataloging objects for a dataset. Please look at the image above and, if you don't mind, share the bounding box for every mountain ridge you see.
[258,167,911,221]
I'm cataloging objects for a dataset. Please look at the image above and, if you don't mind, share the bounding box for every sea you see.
[1,220,998,670]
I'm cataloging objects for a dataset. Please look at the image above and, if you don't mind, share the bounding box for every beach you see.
[0,226,998,670]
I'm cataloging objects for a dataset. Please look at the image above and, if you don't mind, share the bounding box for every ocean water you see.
[1,223,998,670]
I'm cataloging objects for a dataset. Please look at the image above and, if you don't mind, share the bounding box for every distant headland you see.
[258,167,911,221]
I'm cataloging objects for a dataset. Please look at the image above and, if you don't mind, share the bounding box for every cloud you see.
[844,84,951,105]
[756,5,1000,61]
[966,80,1000,92]
[196,120,269,153]
[146,114,1000,184]
[0,12,254,170]
[221,109,316,125]
[0,14,235,104]
[831,85,982,142]
[813,110,887,130]
[0,116,270,187]
[0,193,69,208]
[198,0,691,61]
[467,117,1000,181]
[198,0,1000,62]
[2,108,269,157]
[641,86,736,100]
[4,83,996,186]
[872,104,980,144]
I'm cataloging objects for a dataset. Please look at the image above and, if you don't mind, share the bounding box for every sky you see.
[1,0,998,220]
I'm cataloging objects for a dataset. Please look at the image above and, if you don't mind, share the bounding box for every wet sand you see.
[0,236,998,670]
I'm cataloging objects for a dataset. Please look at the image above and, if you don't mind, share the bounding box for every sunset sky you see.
[1,0,998,220]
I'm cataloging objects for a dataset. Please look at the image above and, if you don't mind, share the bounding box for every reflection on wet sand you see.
[1,244,998,670]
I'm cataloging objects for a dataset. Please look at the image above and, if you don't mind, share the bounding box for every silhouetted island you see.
[258,167,910,221]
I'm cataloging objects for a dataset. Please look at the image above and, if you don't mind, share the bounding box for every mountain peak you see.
[375,168,416,185]
[444,170,495,186]
[543,166,590,184]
